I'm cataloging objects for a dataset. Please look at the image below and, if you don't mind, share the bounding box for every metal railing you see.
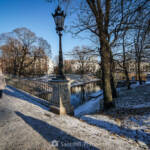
[5,75,52,101]
[5,75,102,107]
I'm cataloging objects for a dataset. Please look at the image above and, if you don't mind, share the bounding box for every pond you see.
[70,81,102,108]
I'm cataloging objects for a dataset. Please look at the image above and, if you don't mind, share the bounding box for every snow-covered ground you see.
[74,91,103,117]
[73,81,150,117]
[77,83,150,149]
[2,77,150,149]
[74,81,150,118]
[74,97,101,117]
[115,83,150,109]
[0,86,145,150]
[80,113,150,149]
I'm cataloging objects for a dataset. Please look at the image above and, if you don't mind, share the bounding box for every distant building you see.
[114,60,150,81]
[47,58,54,74]
[64,57,100,74]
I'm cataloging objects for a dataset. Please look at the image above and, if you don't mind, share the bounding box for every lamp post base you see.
[52,74,66,80]
[49,79,74,115]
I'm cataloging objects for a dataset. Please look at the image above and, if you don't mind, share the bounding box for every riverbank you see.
[74,82,148,117]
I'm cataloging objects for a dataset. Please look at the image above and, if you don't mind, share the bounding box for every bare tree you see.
[68,0,150,108]
[134,29,148,84]
[64,60,73,74]
[133,8,150,84]
[67,46,98,76]
[113,30,133,89]
[0,28,51,77]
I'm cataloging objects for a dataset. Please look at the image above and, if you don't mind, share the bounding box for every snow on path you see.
[0,86,143,150]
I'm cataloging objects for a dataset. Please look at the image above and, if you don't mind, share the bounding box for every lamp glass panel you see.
[57,16,62,28]
[54,16,59,26]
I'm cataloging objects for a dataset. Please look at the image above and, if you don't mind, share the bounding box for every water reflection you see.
[20,80,102,109]
[71,81,101,108]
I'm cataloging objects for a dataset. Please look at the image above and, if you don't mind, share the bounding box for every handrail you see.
[5,75,53,101]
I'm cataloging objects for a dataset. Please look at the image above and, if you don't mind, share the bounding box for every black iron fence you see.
[5,75,52,101]
[5,75,101,108]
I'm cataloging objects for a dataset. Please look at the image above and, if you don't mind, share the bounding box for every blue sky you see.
[0,0,91,60]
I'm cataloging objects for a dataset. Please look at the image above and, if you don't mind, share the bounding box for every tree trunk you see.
[100,45,113,109]
[110,71,117,98]
[124,67,130,89]
[13,57,18,76]
[122,35,131,89]
[110,51,117,98]
[137,60,142,85]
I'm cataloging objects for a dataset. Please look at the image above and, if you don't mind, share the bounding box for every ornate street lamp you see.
[52,6,66,79]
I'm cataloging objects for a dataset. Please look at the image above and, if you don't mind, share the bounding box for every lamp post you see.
[52,6,66,80]
[50,5,73,115]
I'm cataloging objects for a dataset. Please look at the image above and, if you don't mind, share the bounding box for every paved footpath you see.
[0,87,146,150]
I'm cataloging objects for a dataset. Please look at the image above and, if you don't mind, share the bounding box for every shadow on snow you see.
[82,116,150,148]
[15,111,99,150]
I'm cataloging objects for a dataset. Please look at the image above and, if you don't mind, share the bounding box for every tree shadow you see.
[81,116,150,148]
[4,86,49,111]
[102,107,150,122]
[15,111,99,150]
